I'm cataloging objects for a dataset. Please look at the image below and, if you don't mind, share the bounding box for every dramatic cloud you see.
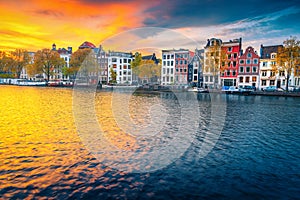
[0,0,299,52]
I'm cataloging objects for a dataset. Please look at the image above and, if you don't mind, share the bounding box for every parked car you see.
[264,86,277,92]
[239,85,256,92]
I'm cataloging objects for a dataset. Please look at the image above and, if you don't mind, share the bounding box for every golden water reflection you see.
[0,86,148,199]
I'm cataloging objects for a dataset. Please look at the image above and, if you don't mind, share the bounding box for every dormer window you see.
[271,53,276,59]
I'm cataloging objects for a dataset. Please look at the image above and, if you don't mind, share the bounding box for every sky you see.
[0,0,299,54]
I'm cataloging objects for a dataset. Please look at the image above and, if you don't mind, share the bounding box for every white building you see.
[108,51,133,84]
[259,45,284,90]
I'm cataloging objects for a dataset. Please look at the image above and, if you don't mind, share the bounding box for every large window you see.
[262,71,267,76]
[262,80,266,86]
[270,80,275,85]
[253,59,258,64]
[253,67,257,73]
[246,59,251,64]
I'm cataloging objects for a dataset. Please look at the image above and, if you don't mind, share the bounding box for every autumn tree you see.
[67,48,92,81]
[109,67,117,84]
[33,49,65,82]
[0,51,14,78]
[276,36,300,91]
[130,52,161,83]
[10,49,30,78]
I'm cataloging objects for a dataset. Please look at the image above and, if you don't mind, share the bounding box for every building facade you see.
[259,45,283,90]
[238,46,260,88]
[220,38,242,88]
[188,49,204,87]
[161,49,194,86]
[107,51,133,84]
[203,38,222,89]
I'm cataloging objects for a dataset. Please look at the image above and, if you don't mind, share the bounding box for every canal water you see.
[0,85,299,199]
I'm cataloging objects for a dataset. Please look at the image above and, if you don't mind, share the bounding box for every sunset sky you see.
[0,0,299,53]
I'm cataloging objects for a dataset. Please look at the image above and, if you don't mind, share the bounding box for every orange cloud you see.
[0,0,159,51]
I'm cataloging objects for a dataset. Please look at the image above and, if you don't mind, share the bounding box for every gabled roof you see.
[79,41,96,49]
[142,53,159,64]
[260,44,283,59]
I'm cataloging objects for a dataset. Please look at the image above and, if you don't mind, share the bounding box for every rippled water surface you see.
[0,85,300,199]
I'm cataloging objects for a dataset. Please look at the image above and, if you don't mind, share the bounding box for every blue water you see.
[0,86,299,199]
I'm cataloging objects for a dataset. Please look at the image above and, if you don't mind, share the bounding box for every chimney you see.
[52,43,56,51]
[68,47,72,54]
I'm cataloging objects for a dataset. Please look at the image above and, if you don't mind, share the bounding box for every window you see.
[246,59,251,64]
[167,68,169,74]
[180,68,183,72]
[120,59,122,63]
[253,59,258,64]
[228,54,231,59]
[263,62,267,67]
[239,77,244,83]
[180,60,183,65]
[176,68,179,72]
[271,71,275,76]
[245,77,250,83]
[210,76,213,82]
[232,70,236,76]
[163,68,165,74]
[240,59,244,64]
[170,77,173,82]
[171,68,173,74]
[167,55,170,59]
[167,61,170,66]
[123,59,127,63]
[184,60,187,65]
[240,67,244,73]
[112,58,117,62]
[128,65,131,69]
[228,47,232,52]
[233,53,237,58]
[233,61,237,67]
[227,71,230,76]
[184,68,187,72]
[176,60,178,65]
[163,61,166,66]
[262,80,266,86]
[247,53,252,58]
[279,71,285,76]
[171,55,174,59]
[253,67,257,73]
[262,71,267,76]
[228,62,231,67]
[270,80,275,85]
[163,55,166,59]
[252,76,257,82]
[271,61,276,66]
[271,53,276,59]
[194,69,198,74]
[171,61,174,66]
[205,76,208,82]
[246,67,250,73]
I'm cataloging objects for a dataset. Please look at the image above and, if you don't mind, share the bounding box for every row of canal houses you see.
[20,39,300,90]
[161,38,300,90]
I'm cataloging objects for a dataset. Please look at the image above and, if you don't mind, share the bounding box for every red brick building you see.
[238,46,260,88]
[220,38,242,87]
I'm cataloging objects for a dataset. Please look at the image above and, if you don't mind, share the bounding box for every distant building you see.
[238,46,260,88]
[108,51,133,84]
[94,45,109,84]
[51,43,72,80]
[161,49,194,85]
[188,49,204,87]
[220,38,242,88]
[78,41,96,49]
[142,53,160,65]
[259,44,283,90]
[203,38,222,89]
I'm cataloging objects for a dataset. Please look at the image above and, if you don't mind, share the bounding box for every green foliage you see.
[109,67,117,83]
